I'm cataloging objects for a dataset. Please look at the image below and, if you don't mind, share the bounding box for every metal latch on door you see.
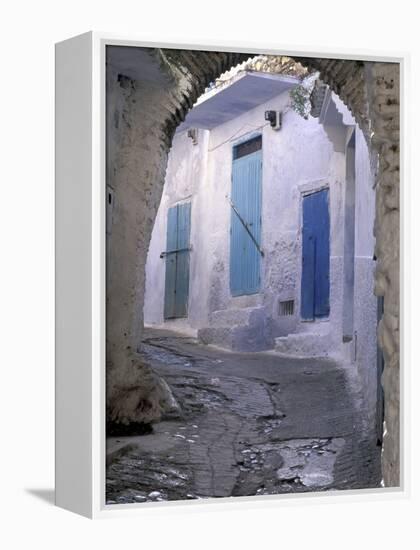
[226,195,264,257]
[160,245,193,259]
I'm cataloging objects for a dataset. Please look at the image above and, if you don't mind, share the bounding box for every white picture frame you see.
[55,31,407,519]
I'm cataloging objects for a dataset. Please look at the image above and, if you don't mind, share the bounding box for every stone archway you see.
[105,47,399,487]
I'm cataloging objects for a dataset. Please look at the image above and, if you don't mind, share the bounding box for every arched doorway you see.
[105,46,400,488]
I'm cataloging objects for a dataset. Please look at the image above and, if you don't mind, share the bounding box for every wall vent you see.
[279,299,294,316]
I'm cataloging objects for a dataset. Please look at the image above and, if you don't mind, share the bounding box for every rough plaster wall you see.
[143,190,167,326]
[367,63,400,487]
[204,92,338,340]
[107,50,399,485]
[145,90,372,365]
[261,102,336,343]
[144,128,211,329]
[146,90,341,350]
[352,126,377,429]
[106,66,176,425]
[106,49,247,427]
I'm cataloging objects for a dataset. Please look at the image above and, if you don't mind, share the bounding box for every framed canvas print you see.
[55,32,405,518]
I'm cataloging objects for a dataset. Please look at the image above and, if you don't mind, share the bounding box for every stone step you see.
[198,323,272,352]
[274,332,333,358]
[198,306,273,352]
[198,326,235,351]
[209,306,265,328]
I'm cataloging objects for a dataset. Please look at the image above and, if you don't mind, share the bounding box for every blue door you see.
[164,202,191,319]
[301,189,330,320]
[230,138,262,296]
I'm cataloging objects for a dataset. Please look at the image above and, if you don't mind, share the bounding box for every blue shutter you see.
[301,226,316,320]
[164,206,178,319]
[301,189,330,320]
[230,149,262,296]
[164,202,191,319]
[313,190,330,317]
[174,202,191,318]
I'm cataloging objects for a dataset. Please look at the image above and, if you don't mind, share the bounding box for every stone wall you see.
[367,63,400,488]
[106,49,248,428]
[106,48,400,486]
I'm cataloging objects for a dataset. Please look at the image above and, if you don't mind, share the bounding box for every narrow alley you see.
[106,328,381,504]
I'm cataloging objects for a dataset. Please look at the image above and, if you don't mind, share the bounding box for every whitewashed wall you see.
[352,125,378,426]
[143,84,378,430]
[145,89,337,342]
[145,90,375,361]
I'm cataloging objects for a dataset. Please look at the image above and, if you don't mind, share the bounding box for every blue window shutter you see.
[230,149,262,296]
[301,189,330,320]
[301,227,316,320]
[164,206,178,319]
[164,203,191,319]
[314,190,330,317]
[174,202,191,318]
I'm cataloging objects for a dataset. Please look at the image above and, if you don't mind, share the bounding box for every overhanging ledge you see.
[178,71,300,131]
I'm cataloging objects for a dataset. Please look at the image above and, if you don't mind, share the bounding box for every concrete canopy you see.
[178,71,300,131]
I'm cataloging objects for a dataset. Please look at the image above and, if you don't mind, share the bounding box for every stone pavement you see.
[106,328,381,504]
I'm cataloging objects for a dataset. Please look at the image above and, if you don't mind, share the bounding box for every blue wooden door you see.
[230,147,262,296]
[301,189,330,320]
[164,202,191,319]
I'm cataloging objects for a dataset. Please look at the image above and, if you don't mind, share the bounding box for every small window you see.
[279,300,294,316]
[233,135,262,160]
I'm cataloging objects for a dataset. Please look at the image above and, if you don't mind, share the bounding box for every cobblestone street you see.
[106,329,381,504]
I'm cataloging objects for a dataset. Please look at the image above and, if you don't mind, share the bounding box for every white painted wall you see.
[144,128,211,333]
[352,125,378,426]
[144,86,376,397]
